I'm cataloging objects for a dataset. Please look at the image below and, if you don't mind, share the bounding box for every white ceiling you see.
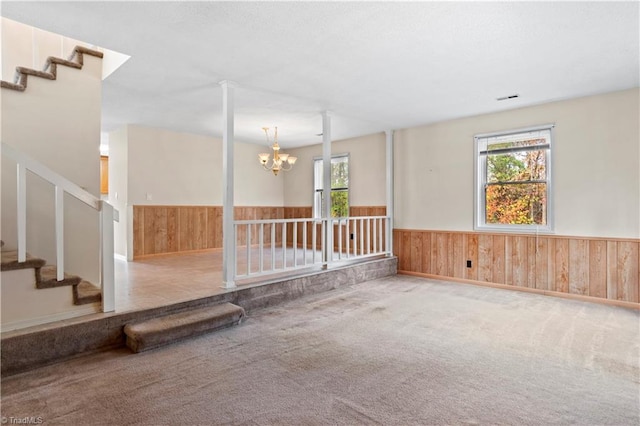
[2,1,638,148]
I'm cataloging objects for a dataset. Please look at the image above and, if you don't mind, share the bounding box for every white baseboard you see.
[1,304,101,333]
[114,253,128,262]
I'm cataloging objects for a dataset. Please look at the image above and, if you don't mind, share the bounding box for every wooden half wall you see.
[133,206,283,258]
[132,205,386,258]
[393,229,640,306]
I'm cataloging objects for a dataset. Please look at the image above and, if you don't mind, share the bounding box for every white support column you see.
[385,130,394,256]
[220,80,237,288]
[55,186,64,281]
[17,163,26,262]
[126,204,134,262]
[322,111,332,266]
[100,201,116,312]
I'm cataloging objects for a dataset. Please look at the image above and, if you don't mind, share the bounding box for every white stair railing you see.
[2,142,118,312]
[233,215,390,280]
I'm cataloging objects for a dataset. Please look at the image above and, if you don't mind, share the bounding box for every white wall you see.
[1,17,94,82]
[1,58,102,194]
[126,125,222,205]
[1,50,102,283]
[234,141,286,206]
[283,132,387,207]
[394,88,640,239]
[123,124,284,206]
[108,126,128,256]
[109,125,285,256]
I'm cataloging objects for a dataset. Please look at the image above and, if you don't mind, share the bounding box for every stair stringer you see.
[1,268,100,332]
[1,46,104,92]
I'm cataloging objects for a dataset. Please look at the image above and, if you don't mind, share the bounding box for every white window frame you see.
[313,153,350,219]
[474,124,554,233]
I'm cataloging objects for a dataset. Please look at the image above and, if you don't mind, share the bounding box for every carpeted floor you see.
[2,276,639,425]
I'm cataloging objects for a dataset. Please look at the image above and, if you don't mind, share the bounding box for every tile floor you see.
[114,251,226,313]
[114,247,327,312]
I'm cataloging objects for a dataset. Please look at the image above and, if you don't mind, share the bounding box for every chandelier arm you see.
[262,159,275,171]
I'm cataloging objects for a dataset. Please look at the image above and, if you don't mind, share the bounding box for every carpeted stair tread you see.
[1,250,46,272]
[73,280,102,305]
[37,265,81,289]
[124,303,245,353]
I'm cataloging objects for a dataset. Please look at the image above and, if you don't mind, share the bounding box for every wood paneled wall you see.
[350,206,387,217]
[234,207,285,248]
[133,206,283,258]
[283,207,316,248]
[133,205,387,258]
[282,206,387,218]
[283,207,313,219]
[393,229,640,305]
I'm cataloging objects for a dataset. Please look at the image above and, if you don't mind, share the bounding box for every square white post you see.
[100,201,116,312]
[220,80,237,288]
[386,130,394,256]
[322,111,332,266]
[17,163,27,262]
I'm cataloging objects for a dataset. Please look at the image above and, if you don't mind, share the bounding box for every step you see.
[123,303,245,353]
[36,265,81,289]
[73,280,102,305]
[2,248,100,306]
[1,250,46,272]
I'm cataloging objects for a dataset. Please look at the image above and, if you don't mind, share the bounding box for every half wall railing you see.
[1,142,117,312]
[233,215,390,280]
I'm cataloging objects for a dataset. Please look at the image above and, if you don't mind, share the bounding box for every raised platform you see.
[1,256,397,376]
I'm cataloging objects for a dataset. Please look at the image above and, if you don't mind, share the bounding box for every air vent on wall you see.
[497,94,519,101]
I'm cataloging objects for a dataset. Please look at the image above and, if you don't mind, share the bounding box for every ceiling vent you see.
[497,94,519,101]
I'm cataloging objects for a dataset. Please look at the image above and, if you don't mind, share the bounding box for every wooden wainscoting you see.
[350,206,387,217]
[283,207,317,249]
[234,206,285,249]
[393,229,639,306]
[282,206,387,219]
[133,205,388,258]
[133,206,284,258]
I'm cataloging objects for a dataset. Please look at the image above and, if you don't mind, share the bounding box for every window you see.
[475,125,553,232]
[314,154,349,218]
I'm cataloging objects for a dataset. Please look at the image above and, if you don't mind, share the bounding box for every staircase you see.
[1,247,102,307]
[2,39,115,331]
[0,25,248,360]
[1,240,103,331]
[1,45,103,92]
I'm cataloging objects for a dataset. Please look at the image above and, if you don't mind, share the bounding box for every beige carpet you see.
[2,276,639,425]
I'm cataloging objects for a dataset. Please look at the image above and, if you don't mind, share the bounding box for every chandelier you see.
[258,127,297,176]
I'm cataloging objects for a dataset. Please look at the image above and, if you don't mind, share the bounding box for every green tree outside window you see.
[314,156,349,218]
